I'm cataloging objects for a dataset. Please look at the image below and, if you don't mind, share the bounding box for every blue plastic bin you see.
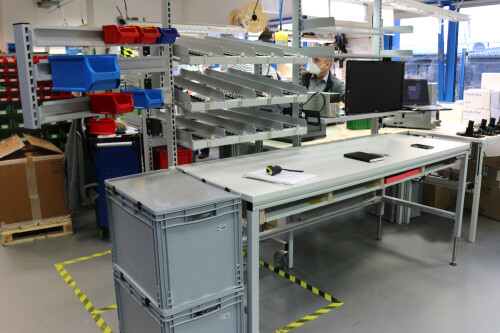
[156,28,179,44]
[122,89,164,109]
[49,54,120,92]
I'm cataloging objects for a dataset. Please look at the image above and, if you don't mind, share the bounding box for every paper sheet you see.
[243,169,317,186]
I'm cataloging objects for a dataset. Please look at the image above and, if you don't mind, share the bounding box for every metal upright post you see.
[161,0,177,168]
[13,23,40,129]
[371,0,382,134]
[377,188,385,240]
[247,208,260,333]
[469,143,484,243]
[451,153,469,266]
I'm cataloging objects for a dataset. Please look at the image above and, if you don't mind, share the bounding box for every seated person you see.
[302,57,345,103]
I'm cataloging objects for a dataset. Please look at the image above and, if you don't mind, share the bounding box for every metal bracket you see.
[146,117,163,136]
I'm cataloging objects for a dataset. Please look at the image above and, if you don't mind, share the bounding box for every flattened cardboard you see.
[23,133,62,154]
[0,135,25,159]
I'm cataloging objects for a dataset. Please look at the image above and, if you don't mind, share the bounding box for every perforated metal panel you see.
[90,136,141,228]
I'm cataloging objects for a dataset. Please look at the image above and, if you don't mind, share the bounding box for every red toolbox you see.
[153,145,193,170]
[103,25,139,44]
[88,118,117,135]
[89,93,134,115]
[135,26,161,44]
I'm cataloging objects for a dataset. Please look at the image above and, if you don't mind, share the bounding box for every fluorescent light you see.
[382,0,471,22]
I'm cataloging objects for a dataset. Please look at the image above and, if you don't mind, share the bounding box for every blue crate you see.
[90,137,141,230]
[156,28,180,44]
[49,54,120,92]
[122,89,164,109]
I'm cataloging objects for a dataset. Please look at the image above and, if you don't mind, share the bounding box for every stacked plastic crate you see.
[0,55,72,150]
[105,169,244,333]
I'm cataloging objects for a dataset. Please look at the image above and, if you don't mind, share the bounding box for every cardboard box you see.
[491,109,500,122]
[422,183,458,210]
[0,134,70,225]
[464,157,500,221]
[462,107,491,125]
[481,73,500,91]
[463,89,500,109]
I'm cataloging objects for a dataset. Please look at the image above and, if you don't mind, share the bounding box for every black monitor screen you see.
[345,61,405,114]
[403,79,429,106]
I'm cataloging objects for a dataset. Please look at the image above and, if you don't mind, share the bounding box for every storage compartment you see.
[89,93,134,115]
[49,55,121,92]
[103,25,140,44]
[156,28,180,44]
[122,89,164,109]
[88,118,117,135]
[153,145,193,170]
[106,169,242,311]
[347,118,371,130]
[90,136,141,230]
[136,26,161,44]
[114,276,244,333]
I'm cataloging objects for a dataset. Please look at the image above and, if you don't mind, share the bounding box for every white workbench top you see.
[178,134,470,207]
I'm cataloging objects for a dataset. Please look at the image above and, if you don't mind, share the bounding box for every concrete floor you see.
[1,204,500,333]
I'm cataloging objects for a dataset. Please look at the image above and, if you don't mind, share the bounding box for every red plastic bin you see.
[135,26,161,44]
[0,77,6,83]
[33,55,48,64]
[6,76,18,83]
[6,66,17,73]
[5,56,16,64]
[153,145,193,170]
[89,93,134,115]
[50,91,72,100]
[102,25,139,44]
[88,118,117,135]
[0,95,10,102]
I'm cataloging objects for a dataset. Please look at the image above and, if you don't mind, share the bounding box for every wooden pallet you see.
[1,217,73,246]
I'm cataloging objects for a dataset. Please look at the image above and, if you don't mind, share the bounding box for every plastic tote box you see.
[114,275,244,333]
[106,169,243,311]
[48,54,120,92]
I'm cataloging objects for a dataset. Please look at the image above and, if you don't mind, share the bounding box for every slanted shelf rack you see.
[176,108,308,150]
[173,35,308,65]
[174,68,308,112]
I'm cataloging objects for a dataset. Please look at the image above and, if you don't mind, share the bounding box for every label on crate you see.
[215,224,227,232]
[220,312,231,320]
[0,111,6,115]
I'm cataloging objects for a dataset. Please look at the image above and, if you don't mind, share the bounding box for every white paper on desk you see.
[243,169,317,185]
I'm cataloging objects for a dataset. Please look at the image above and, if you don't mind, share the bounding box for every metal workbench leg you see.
[247,209,260,333]
[286,216,295,269]
[451,153,469,266]
[377,188,385,240]
[396,183,405,224]
[403,180,413,224]
[469,143,484,243]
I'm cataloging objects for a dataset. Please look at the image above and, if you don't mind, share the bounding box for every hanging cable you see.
[279,0,283,31]
[123,0,129,19]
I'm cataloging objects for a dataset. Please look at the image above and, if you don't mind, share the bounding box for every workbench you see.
[403,122,500,243]
[178,134,470,333]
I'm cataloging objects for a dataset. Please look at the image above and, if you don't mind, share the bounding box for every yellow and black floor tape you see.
[259,260,341,304]
[54,250,114,333]
[249,252,343,332]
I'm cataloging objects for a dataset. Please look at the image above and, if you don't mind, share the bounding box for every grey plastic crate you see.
[105,169,243,311]
[114,275,244,333]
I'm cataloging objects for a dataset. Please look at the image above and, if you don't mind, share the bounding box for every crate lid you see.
[106,169,240,214]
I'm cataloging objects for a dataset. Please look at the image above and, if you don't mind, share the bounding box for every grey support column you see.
[247,208,260,333]
[468,143,484,243]
[451,153,469,266]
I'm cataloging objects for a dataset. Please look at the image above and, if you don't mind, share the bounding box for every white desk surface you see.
[178,134,469,207]
[404,122,500,146]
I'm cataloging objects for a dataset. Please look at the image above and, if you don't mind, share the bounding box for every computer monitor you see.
[345,60,405,115]
[403,79,430,106]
